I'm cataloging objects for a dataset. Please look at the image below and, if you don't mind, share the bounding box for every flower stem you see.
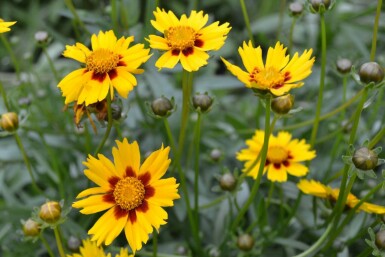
[64,0,89,36]
[94,93,113,156]
[193,112,202,239]
[152,230,158,257]
[40,234,55,257]
[111,0,119,33]
[0,80,10,111]
[276,0,286,41]
[288,17,297,54]
[42,47,60,83]
[231,95,272,230]
[369,126,385,148]
[239,0,254,44]
[309,13,327,147]
[53,226,66,257]
[1,35,21,80]
[370,0,382,61]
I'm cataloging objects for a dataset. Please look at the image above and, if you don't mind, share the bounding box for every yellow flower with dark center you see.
[297,180,385,214]
[0,18,16,33]
[147,8,231,72]
[58,30,151,106]
[237,130,316,182]
[72,139,180,253]
[66,239,110,257]
[221,41,315,96]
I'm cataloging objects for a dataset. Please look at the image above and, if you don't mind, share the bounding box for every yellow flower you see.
[221,41,315,96]
[297,179,385,214]
[147,8,231,72]
[237,130,316,182]
[0,18,16,33]
[58,30,151,106]
[73,138,180,253]
[66,239,111,257]
[116,248,133,257]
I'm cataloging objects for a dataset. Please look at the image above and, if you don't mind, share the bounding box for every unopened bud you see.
[22,219,40,237]
[219,173,237,191]
[352,147,378,171]
[39,201,61,224]
[34,31,49,44]
[237,234,254,251]
[192,93,213,112]
[1,112,19,132]
[289,2,304,16]
[310,0,331,12]
[376,230,385,249]
[67,236,81,252]
[151,97,173,117]
[271,94,294,115]
[210,149,222,162]
[359,62,384,84]
[336,58,352,74]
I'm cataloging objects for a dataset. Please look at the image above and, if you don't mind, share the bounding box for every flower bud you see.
[192,93,213,112]
[289,2,304,16]
[67,236,81,252]
[219,173,237,191]
[22,219,40,237]
[376,230,385,249]
[210,149,222,162]
[336,58,352,74]
[34,31,49,44]
[1,112,19,132]
[352,147,378,170]
[39,201,61,224]
[310,0,331,12]
[237,233,254,251]
[359,62,384,84]
[151,97,173,117]
[271,94,294,115]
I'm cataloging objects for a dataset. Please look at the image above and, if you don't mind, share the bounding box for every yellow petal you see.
[72,194,114,214]
[112,139,141,177]
[285,162,309,177]
[155,51,180,70]
[221,57,251,87]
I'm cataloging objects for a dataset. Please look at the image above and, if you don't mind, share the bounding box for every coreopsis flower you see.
[147,8,231,72]
[116,248,133,257]
[237,130,316,182]
[73,139,180,253]
[58,30,151,106]
[67,239,110,257]
[298,179,385,214]
[221,41,315,96]
[0,18,16,33]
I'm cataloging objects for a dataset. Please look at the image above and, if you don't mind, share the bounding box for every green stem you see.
[370,0,382,61]
[0,80,10,111]
[276,0,286,41]
[282,88,364,131]
[135,89,150,124]
[309,13,327,147]
[53,227,66,257]
[292,223,333,257]
[94,93,113,156]
[193,112,202,242]
[152,230,158,257]
[111,0,119,32]
[231,95,272,230]
[265,181,275,210]
[239,0,254,44]
[1,35,21,80]
[64,0,90,35]
[288,17,297,54]
[348,87,369,143]
[200,194,228,209]
[40,234,55,257]
[369,125,385,148]
[163,119,176,155]
[42,47,60,83]
[175,70,193,166]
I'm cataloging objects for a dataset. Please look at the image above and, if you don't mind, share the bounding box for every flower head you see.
[237,130,316,182]
[0,18,16,33]
[67,239,111,257]
[297,179,385,214]
[221,41,315,96]
[147,8,231,72]
[73,139,180,253]
[58,30,151,106]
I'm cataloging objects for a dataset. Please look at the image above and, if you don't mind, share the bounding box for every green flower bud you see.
[67,236,81,252]
[352,147,378,170]
[22,219,40,237]
[289,2,304,16]
[237,233,254,251]
[219,173,237,192]
[192,93,213,112]
[359,62,384,84]
[34,31,49,44]
[151,97,174,117]
[310,0,331,12]
[336,58,352,74]
[271,94,294,115]
[210,149,222,162]
[39,201,61,224]
[1,112,19,132]
[376,230,385,249]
